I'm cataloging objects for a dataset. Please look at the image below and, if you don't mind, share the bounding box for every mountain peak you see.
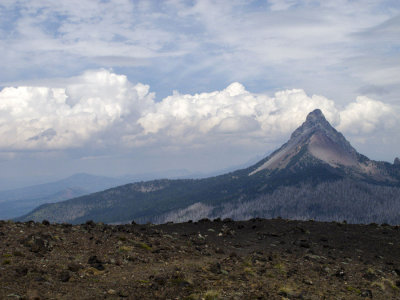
[306,108,325,123]
[290,109,333,140]
[250,108,361,174]
[304,109,333,129]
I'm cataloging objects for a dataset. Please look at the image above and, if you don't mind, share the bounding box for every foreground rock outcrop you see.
[1,218,400,299]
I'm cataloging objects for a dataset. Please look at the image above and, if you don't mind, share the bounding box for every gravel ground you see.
[1,218,400,299]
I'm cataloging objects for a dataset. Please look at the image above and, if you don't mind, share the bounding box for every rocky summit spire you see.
[395,157,400,165]
[289,109,357,155]
[291,109,336,140]
[250,108,362,174]
[306,108,326,123]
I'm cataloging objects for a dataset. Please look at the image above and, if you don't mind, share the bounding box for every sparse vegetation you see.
[0,218,400,299]
[135,242,152,250]
[204,290,220,300]
[119,245,133,252]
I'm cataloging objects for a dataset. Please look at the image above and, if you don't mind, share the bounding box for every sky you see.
[0,0,399,188]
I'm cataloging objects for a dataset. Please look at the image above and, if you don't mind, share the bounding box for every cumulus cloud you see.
[337,96,397,134]
[0,69,153,150]
[137,84,340,145]
[0,69,398,155]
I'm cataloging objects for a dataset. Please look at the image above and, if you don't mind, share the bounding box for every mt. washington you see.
[19,110,400,224]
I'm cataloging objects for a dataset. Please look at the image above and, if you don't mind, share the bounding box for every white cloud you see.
[0,70,398,157]
[338,96,397,134]
[137,85,340,144]
[0,69,153,150]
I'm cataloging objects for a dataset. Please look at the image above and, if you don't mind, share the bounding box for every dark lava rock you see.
[85,220,95,226]
[88,255,105,270]
[335,269,346,278]
[154,275,167,285]
[15,266,28,276]
[360,289,373,298]
[192,239,206,246]
[83,220,96,230]
[278,289,299,298]
[88,255,102,265]
[294,240,310,248]
[26,220,35,227]
[68,262,82,273]
[94,263,105,271]
[42,220,50,226]
[292,226,306,234]
[223,218,233,223]
[118,290,129,298]
[229,252,238,258]
[59,270,71,282]
[34,276,46,282]
[209,262,222,274]
[177,280,192,287]
[198,218,210,223]
[363,271,378,281]
[21,234,53,253]
[215,247,225,254]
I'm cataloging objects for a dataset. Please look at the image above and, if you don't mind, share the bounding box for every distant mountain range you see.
[0,173,130,220]
[18,109,400,224]
[1,170,202,220]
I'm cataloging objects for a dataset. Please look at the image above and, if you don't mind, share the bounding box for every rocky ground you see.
[1,218,400,299]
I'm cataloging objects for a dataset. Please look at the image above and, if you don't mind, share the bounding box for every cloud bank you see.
[0,70,398,158]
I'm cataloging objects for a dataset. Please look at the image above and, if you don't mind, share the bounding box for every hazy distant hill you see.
[0,169,211,220]
[19,110,400,224]
[0,173,130,219]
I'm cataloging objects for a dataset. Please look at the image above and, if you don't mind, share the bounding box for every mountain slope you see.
[248,109,395,183]
[18,109,400,224]
[0,173,132,220]
[250,109,359,173]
